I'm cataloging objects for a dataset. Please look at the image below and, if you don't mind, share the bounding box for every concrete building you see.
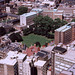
[36,50,50,61]
[20,12,37,27]
[0,51,27,75]
[23,56,47,75]
[59,71,72,75]
[34,60,47,75]
[55,22,75,44]
[51,41,75,75]
[23,49,50,75]
[58,4,75,22]
[68,64,75,75]
[23,57,32,75]
[0,50,6,59]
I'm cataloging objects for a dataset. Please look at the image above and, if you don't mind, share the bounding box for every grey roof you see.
[7,19,20,24]
[7,13,19,18]
[0,0,4,2]
[36,50,49,57]
[61,0,75,5]
[0,13,7,18]
[52,46,67,54]
[68,64,75,75]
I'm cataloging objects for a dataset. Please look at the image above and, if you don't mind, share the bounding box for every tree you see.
[0,27,6,36]
[33,15,54,34]
[61,20,67,26]
[9,33,23,42]
[33,15,43,27]
[9,27,15,33]
[40,16,53,32]
[23,28,32,35]
[54,18,61,26]
[71,19,75,22]
[35,42,41,47]
[61,20,68,26]
[18,6,28,15]
[53,18,62,31]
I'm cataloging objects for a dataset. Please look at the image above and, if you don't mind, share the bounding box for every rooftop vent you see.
[10,55,18,59]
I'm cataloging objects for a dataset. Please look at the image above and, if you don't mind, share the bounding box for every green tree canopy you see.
[40,16,53,32]
[0,27,6,36]
[33,15,43,27]
[71,19,75,22]
[18,6,28,15]
[61,20,68,26]
[9,33,23,42]
[33,15,54,31]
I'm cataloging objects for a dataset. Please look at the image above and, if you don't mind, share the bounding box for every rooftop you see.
[31,8,43,12]
[68,64,75,75]
[0,51,26,65]
[55,24,71,32]
[21,12,37,17]
[36,50,49,58]
[60,71,72,75]
[55,43,75,63]
[52,46,67,54]
[42,1,55,5]
[34,60,46,67]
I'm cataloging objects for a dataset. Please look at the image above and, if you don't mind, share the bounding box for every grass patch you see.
[22,34,53,47]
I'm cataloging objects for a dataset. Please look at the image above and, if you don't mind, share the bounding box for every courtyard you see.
[22,34,53,47]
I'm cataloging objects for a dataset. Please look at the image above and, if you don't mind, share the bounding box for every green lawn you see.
[22,34,53,47]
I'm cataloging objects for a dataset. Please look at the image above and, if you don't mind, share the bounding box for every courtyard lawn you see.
[22,34,53,47]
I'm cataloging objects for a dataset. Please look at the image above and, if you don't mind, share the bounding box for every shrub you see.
[0,27,6,36]
[9,33,23,42]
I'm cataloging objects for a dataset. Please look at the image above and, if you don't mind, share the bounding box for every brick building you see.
[43,8,63,20]
[23,44,40,56]
[55,22,75,45]
[61,0,75,5]
[58,4,75,22]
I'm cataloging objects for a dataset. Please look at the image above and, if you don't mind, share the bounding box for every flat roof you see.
[62,26,71,32]
[31,8,43,12]
[36,50,49,58]
[70,40,75,44]
[61,71,72,75]
[21,12,37,17]
[54,14,62,15]
[24,56,33,64]
[34,60,46,67]
[42,1,55,5]
[55,24,71,32]
[0,57,17,66]
[53,46,67,54]
[0,51,26,65]
[44,46,54,53]
[55,43,75,63]
[68,64,75,75]
[57,10,64,12]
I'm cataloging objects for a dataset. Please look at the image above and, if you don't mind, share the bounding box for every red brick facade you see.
[55,23,75,44]
[23,44,40,56]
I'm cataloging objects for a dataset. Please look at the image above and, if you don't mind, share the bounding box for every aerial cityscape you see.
[0,0,75,75]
